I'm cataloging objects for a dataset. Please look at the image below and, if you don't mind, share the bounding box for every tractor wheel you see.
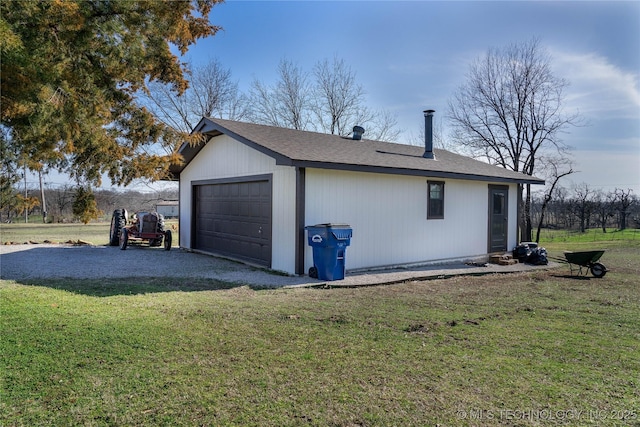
[150,213,165,246]
[164,230,172,251]
[119,228,129,250]
[590,262,607,278]
[156,213,165,232]
[109,209,127,246]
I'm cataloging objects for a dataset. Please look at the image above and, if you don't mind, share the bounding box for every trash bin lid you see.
[305,224,352,240]
[331,228,352,240]
[306,223,351,230]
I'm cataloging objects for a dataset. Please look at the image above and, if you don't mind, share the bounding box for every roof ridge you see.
[172,117,544,185]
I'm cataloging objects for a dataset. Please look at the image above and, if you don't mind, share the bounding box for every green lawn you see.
[1,227,639,426]
[538,227,640,245]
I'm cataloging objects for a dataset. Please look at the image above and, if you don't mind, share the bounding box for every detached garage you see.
[192,177,272,266]
[171,112,544,276]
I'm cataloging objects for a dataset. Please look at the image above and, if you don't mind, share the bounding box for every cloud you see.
[567,150,640,195]
[550,49,640,119]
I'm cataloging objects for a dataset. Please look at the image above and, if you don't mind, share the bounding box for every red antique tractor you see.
[109,209,172,251]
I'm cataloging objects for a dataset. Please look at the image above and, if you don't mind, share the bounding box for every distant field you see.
[538,227,640,244]
[0,221,179,246]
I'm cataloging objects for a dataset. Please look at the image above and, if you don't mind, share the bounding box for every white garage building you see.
[171,112,544,276]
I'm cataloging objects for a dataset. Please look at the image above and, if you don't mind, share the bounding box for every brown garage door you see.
[193,178,272,266]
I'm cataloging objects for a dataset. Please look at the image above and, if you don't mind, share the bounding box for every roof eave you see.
[289,160,545,185]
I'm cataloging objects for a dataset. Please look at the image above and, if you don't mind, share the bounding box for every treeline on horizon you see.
[3,184,637,233]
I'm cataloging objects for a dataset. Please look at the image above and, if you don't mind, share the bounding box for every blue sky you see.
[182,0,640,195]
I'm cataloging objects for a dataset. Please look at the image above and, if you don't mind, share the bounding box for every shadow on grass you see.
[17,277,250,297]
[549,273,595,281]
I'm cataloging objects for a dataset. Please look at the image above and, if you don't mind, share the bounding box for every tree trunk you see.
[39,170,47,223]
[518,185,527,243]
[535,194,552,243]
[524,184,532,242]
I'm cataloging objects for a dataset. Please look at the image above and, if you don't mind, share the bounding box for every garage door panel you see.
[194,178,272,266]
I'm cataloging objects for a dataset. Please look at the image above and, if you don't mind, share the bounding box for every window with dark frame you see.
[427,181,444,219]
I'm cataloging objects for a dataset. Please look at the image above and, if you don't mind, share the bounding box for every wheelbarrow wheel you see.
[590,262,607,278]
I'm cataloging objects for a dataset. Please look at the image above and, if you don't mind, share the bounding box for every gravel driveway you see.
[1,243,555,289]
[0,244,313,287]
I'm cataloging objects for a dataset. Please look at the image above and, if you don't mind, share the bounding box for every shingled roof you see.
[172,117,544,185]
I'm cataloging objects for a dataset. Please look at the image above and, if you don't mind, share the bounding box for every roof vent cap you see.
[352,126,365,140]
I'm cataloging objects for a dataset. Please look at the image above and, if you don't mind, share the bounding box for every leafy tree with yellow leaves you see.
[72,186,101,224]
[1,0,221,190]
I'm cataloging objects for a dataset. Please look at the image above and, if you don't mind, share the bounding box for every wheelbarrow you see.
[552,250,607,278]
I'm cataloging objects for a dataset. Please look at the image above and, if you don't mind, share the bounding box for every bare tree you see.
[613,188,635,230]
[571,183,597,233]
[248,79,283,128]
[191,60,249,121]
[311,57,400,141]
[312,57,366,136]
[248,56,400,141]
[408,115,455,150]
[448,38,581,241]
[143,58,248,134]
[276,60,312,130]
[143,81,193,134]
[362,109,401,142]
[534,156,574,242]
[593,190,616,233]
[552,186,572,229]
[249,59,311,130]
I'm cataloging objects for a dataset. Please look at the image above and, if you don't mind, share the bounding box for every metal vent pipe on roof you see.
[352,126,365,140]
[423,109,435,159]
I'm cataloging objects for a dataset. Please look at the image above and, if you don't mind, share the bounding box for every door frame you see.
[191,174,273,266]
[487,184,509,253]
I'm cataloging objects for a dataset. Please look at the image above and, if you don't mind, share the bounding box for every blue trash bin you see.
[306,224,352,280]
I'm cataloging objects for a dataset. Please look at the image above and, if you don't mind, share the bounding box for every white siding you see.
[156,204,179,218]
[271,168,297,273]
[179,135,520,275]
[179,134,298,274]
[305,169,517,271]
